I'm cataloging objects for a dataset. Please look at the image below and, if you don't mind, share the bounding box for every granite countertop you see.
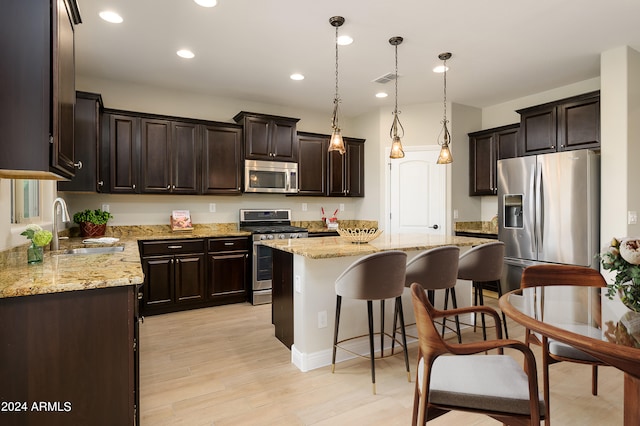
[261,233,496,259]
[454,220,498,236]
[0,223,251,299]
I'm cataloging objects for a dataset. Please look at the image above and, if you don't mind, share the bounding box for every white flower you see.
[25,224,43,232]
[620,238,640,265]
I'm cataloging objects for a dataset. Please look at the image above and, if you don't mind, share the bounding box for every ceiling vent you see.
[372,72,397,84]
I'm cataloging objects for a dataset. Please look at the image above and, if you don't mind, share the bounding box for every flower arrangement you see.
[21,224,53,264]
[600,237,640,312]
[21,224,53,247]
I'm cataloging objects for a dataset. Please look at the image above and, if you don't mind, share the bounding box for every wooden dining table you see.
[499,285,640,425]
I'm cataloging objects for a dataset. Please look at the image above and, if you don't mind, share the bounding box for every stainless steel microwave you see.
[244,160,298,194]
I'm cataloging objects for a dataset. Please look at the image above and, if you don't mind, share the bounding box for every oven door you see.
[253,241,273,291]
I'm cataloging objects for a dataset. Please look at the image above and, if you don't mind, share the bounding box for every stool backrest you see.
[457,241,505,282]
[405,246,460,290]
[335,250,408,300]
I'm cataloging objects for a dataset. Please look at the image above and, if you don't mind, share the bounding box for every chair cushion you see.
[548,339,601,362]
[418,355,545,416]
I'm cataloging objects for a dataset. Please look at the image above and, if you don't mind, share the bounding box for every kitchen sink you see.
[62,246,125,255]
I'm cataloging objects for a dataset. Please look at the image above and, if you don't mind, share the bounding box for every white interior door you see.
[386,147,446,235]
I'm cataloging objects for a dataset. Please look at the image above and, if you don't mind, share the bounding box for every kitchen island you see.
[262,233,495,372]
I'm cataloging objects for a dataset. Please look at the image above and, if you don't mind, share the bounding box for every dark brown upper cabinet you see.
[140,119,200,194]
[328,138,365,197]
[517,91,600,156]
[468,124,519,196]
[0,0,81,179]
[108,113,141,194]
[297,132,329,196]
[201,123,244,194]
[58,91,104,192]
[233,111,300,162]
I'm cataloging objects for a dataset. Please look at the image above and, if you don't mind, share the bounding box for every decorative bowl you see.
[337,228,383,244]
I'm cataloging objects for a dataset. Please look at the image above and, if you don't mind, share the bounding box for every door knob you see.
[428,224,439,230]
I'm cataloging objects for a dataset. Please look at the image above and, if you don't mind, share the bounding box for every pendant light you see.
[436,52,453,164]
[328,16,346,155]
[389,36,405,159]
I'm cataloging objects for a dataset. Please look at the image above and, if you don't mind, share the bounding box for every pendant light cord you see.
[332,24,340,130]
[390,41,404,138]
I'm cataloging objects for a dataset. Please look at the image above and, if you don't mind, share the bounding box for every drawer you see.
[208,237,249,253]
[139,239,205,256]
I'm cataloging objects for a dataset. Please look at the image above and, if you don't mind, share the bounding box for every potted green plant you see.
[73,209,113,238]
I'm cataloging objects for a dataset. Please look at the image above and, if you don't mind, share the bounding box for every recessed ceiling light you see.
[99,11,123,24]
[194,0,217,7]
[375,92,388,98]
[290,73,304,81]
[177,49,195,59]
[433,65,449,73]
[337,35,353,46]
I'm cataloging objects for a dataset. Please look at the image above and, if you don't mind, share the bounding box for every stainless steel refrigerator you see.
[497,149,600,291]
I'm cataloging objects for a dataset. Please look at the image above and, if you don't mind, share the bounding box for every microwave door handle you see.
[285,172,290,191]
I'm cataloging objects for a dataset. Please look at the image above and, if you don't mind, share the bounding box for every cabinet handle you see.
[172,184,176,190]
[132,184,136,190]
[167,245,183,249]
[74,160,83,169]
[97,180,104,187]
[137,292,143,300]
[551,145,555,149]
[224,242,234,246]
[170,259,174,264]
[166,185,171,189]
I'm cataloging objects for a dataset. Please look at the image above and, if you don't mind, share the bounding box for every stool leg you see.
[478,282,487,340]
[441,288,449,338]
[495,279,509,339]
[380,299,385,358]
[473,282,479,332]
[450,287,462,343]
[391,298,399,354]
[367,300,376,395]
[396,296,411,382]
[331,295,342,373]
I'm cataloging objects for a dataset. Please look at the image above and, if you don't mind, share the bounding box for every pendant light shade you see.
[436,52,453,165]
[328,16,346,155]
[388,36,405,159]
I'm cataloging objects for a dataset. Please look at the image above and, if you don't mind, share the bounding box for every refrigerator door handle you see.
[529,163,537,255]
[535,162,543,254]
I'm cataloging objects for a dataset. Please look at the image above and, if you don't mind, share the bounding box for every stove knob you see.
[267,234,275,240]
[259,235,267,241]
[290,234,298,239]
[278,234,286,239]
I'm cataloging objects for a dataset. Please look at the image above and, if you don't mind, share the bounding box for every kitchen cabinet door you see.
[328,138,365,197]
[140,118,172,193]
[557,94,600,151]
[297,132,328,196]
[519,104,557,155]
[109,113,141,193]
[171,121,200,194]
[58,91,103,192]
[175,253,206,303]
[141,255,174,311]
[202,123,243,194]
[0,0,81,179]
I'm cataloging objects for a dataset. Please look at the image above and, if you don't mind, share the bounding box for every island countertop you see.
[261,233,496,259]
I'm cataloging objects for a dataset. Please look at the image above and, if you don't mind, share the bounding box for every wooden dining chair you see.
[410,283,544,426]
[520,264,608,426]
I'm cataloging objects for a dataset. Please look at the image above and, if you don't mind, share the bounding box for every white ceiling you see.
[75,0,640,118]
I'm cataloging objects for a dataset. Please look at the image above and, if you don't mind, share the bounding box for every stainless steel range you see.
[239,209,308,305]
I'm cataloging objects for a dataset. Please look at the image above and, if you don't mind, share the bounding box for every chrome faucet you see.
[51,197,71,251]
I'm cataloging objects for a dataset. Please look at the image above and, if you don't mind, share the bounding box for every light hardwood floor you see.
[140,295,624,425]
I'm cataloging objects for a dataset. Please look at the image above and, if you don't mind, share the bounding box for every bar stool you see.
[397,246,461,343]
[331,250,410,395]
[456,241,508,339]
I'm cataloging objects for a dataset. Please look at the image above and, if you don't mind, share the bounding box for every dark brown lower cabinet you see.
[139,239,206,316]
[0,285,139,426]
[140,237,249,316]
[272,249,294,348]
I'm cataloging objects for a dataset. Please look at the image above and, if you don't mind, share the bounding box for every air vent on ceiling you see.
[372,72,397,84]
